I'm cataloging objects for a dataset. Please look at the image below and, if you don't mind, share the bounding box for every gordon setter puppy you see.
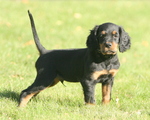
[18,11,131,107]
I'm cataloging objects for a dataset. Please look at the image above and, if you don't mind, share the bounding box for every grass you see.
[0,0,150,120]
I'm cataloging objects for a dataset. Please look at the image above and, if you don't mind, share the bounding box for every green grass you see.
[0,0,150,120]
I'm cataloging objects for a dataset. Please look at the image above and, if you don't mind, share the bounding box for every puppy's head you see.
[86,23,131,55]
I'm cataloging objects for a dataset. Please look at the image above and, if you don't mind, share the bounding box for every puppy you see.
[18,11,131,107]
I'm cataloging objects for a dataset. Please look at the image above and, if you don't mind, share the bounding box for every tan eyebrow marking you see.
[112,31,117,35]
[101,31,106,35]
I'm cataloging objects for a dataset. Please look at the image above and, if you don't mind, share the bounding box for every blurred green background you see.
[0,0,150,120]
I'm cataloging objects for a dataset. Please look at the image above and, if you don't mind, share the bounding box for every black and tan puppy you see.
[18,11,131,107]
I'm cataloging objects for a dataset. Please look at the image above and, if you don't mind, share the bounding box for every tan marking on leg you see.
[109,69,118,77]
[19,93,36,107]
[102,84,111,104]
[92,70,108,80]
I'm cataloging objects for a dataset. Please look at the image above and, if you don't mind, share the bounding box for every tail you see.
[28,10,47,55]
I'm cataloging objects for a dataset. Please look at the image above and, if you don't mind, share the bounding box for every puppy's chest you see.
[92,69,118,81]
[90,62,119,81]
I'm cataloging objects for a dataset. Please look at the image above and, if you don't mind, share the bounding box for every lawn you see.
[0,0,150,120]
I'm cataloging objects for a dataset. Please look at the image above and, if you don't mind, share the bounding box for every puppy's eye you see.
[100,31,106,38]
[112,31,118,38]
[113,34,118,38]
[100,34,106,37]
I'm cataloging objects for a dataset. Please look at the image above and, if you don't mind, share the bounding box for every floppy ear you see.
[86,25,99,49]
[119,27,131,52]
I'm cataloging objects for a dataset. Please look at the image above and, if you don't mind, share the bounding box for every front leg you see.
[80,80,96,105]
[102,79,113,104]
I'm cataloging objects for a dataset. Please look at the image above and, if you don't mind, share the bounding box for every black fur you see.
[18,11,131,107]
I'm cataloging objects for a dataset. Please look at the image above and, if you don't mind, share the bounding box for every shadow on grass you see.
[0,89,19,102]
[0,90,83,107]
[30,95,84,107]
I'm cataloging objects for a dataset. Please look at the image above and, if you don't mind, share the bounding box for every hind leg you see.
[18,72,59,107]
[32,77,60,96]
[18,81,48,107]
[32,77,60,98]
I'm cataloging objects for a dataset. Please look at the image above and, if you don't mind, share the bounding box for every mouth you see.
[99,42,118,55]
[99,50,117,55]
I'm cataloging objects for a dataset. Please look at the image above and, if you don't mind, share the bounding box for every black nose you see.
[105,42,112,48]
